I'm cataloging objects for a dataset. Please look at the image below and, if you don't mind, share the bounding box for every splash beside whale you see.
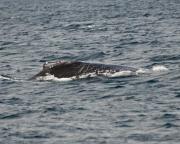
[30,61,138,80]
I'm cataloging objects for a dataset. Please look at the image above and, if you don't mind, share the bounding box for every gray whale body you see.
[30,61,137,80]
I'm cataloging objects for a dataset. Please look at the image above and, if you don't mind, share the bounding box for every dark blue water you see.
[0,0,180,143]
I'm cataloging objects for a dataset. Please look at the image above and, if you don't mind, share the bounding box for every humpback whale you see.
[30,61,138,80]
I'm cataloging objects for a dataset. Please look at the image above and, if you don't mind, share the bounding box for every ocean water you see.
[0,0,180,143]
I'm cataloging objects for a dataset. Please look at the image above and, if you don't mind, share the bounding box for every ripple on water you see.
[0,109,33,120]
[151,54,180,62]
[175,93,180,98]
[127,133,157,142]
[154,113,178,120]
[162,123,179,129]
[0,97,23,105]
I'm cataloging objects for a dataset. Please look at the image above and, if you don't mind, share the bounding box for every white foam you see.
[0,75,12,80]
[36,75,73,82]
[136,68,150,75]
[103,71,134,77]
[54,77,74,82]
[36,72,97,82]
[78,73,97,79]
[135,65,168,75]
[152,65,168,72]
[35,70,137,81]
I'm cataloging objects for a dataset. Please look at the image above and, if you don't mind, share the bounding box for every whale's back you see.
[30,61,137,79]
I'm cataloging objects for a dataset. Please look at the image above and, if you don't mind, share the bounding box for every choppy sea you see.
[0,0,180,143]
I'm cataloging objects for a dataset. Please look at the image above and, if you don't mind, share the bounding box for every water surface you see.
[0,0,180,143]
